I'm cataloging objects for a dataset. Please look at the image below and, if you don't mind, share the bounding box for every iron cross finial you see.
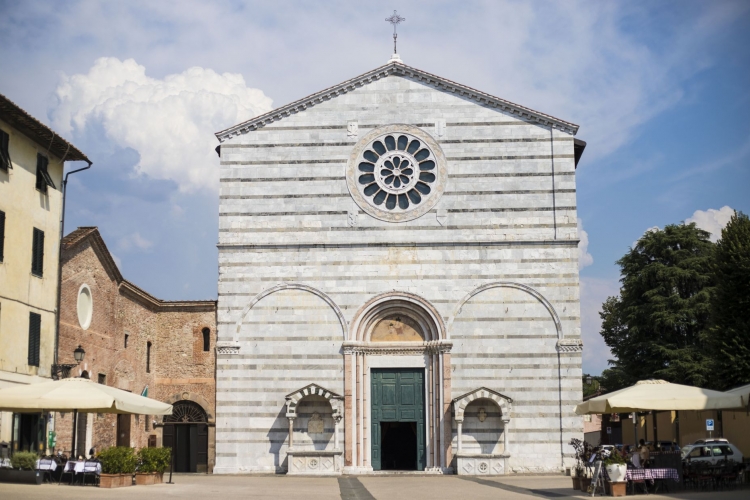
[385,10,405,54]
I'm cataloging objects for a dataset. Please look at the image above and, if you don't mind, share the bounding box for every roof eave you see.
[0,93,90,164]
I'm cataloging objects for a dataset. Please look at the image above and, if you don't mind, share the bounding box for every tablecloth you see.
[627,468,680,482]
[35,459,57,471]
[63,460,101,474]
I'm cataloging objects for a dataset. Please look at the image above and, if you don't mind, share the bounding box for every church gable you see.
[216,61,578,142]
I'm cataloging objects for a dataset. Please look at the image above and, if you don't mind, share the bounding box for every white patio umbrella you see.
[0,377,172,414]
[725,383,750,411]
[575,379,744,415]
[0,377,171,458]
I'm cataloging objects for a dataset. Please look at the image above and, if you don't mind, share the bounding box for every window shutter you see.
[0,129,10,171]
[0,210,5,263]
[32,228,44,277]
[28,312,41,367]
[35,154,54,191]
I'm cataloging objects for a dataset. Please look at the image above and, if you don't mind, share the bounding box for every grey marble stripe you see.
[218,240,579,250]
[221,159,346,165]
[218,206,577,217]
[217,364,343,370]
[217,222,576,233]
[454,353,565,359]
[220,136,573,149]
[447,154,574,161]
[218,258,577,267]
[220,273,577,282]
[452,363,580,369]
[220,176,345,183]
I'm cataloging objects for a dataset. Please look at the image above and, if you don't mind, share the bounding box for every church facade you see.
[214,57,584,475]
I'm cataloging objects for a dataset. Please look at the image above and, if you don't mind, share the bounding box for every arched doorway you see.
[344,291,451,473]
[163,401,209,473]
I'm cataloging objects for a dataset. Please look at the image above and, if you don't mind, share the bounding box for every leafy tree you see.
[709,211,750,390]
[599,223,715,390]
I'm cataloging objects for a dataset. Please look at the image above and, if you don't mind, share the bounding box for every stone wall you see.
[55,229,216,469]
[215,70,583,474]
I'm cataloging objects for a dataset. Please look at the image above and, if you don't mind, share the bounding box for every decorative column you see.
[502,417,509,452]
[456,418,463,455]
[288,417,295,449]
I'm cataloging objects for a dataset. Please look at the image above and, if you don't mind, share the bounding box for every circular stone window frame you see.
[77,283,93,330]
[347,124,448,223]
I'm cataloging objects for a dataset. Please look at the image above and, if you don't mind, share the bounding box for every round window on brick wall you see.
[77,284,93,330]
[347,124,447,222]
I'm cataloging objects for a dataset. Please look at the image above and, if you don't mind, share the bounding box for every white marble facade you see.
[213,58,584,475]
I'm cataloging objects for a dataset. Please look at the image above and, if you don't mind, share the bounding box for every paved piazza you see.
[2,475,747,500]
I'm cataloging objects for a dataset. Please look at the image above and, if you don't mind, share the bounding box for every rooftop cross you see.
[385,10,405,55]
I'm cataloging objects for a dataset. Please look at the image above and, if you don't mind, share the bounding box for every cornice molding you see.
[342,340,452,356]
[215,61,579,142]
[556,338,583,353]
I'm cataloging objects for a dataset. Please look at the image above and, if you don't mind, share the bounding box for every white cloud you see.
[578,218,593,269]
[686,206,735,242]
[51,57,273,192]
[118,232,154,252]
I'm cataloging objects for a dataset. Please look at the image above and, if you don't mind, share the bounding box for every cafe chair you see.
[81,458,100,487]
[58,459,75,485]
[36,456,55,483]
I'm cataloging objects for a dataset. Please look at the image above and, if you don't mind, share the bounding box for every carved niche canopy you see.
[371,314,425,342]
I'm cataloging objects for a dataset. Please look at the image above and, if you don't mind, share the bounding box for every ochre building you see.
[213,56,585,475]
[0,93,89,453]
[54,227,217,472]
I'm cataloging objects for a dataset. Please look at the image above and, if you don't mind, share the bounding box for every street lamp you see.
[52,345,86,379]
[586,375,593,386]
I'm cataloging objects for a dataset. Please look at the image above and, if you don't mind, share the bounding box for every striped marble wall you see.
[215,70,583,474]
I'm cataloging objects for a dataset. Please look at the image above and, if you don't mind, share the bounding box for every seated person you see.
[638,439,650,466]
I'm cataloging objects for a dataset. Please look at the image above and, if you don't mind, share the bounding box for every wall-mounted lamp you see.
[52,345,86,380]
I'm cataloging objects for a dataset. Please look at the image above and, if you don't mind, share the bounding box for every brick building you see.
[54,227,217,473]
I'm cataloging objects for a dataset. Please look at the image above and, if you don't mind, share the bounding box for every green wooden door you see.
[371,368,425,471]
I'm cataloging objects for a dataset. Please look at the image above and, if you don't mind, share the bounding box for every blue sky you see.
[1,1,748,375]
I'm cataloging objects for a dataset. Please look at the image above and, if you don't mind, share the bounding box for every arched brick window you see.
[202,328,210,352]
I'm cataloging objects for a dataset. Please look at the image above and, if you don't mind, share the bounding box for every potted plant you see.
[603,452,627,496]
[98,446,137,488]
[136,447,171,485]
[0,451,42,485]
[578,441,595,492]
[568,439,584,490]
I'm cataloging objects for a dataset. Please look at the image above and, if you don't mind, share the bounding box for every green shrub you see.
[137,447,172,473]
[603,452,626,466]
[98,446,137,474]
[10,451,38,471]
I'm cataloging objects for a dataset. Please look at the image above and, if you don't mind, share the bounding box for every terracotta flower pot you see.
[608,481,627,497]
[580,477,592,492]
[135,472,156,485]
[99,473,120,488]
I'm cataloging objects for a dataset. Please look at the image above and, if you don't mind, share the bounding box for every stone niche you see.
[285,385,343,476]
[453,388,512,476]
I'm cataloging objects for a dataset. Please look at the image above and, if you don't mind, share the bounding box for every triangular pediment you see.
[215,60,578,142]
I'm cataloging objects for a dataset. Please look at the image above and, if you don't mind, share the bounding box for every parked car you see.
[654,441,680,452]
[681,441,743,464]
[693,438,728,445]
[597,445,614,458]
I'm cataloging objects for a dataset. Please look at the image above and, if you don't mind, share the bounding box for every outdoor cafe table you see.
[63,460,101,474]
[604,467,680,494]
[35,459,57,471]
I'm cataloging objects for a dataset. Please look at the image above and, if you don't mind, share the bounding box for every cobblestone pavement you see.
[3,474,748,499]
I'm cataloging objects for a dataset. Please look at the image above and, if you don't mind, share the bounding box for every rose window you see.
[357,133,437,211]
[347,125,446,222]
